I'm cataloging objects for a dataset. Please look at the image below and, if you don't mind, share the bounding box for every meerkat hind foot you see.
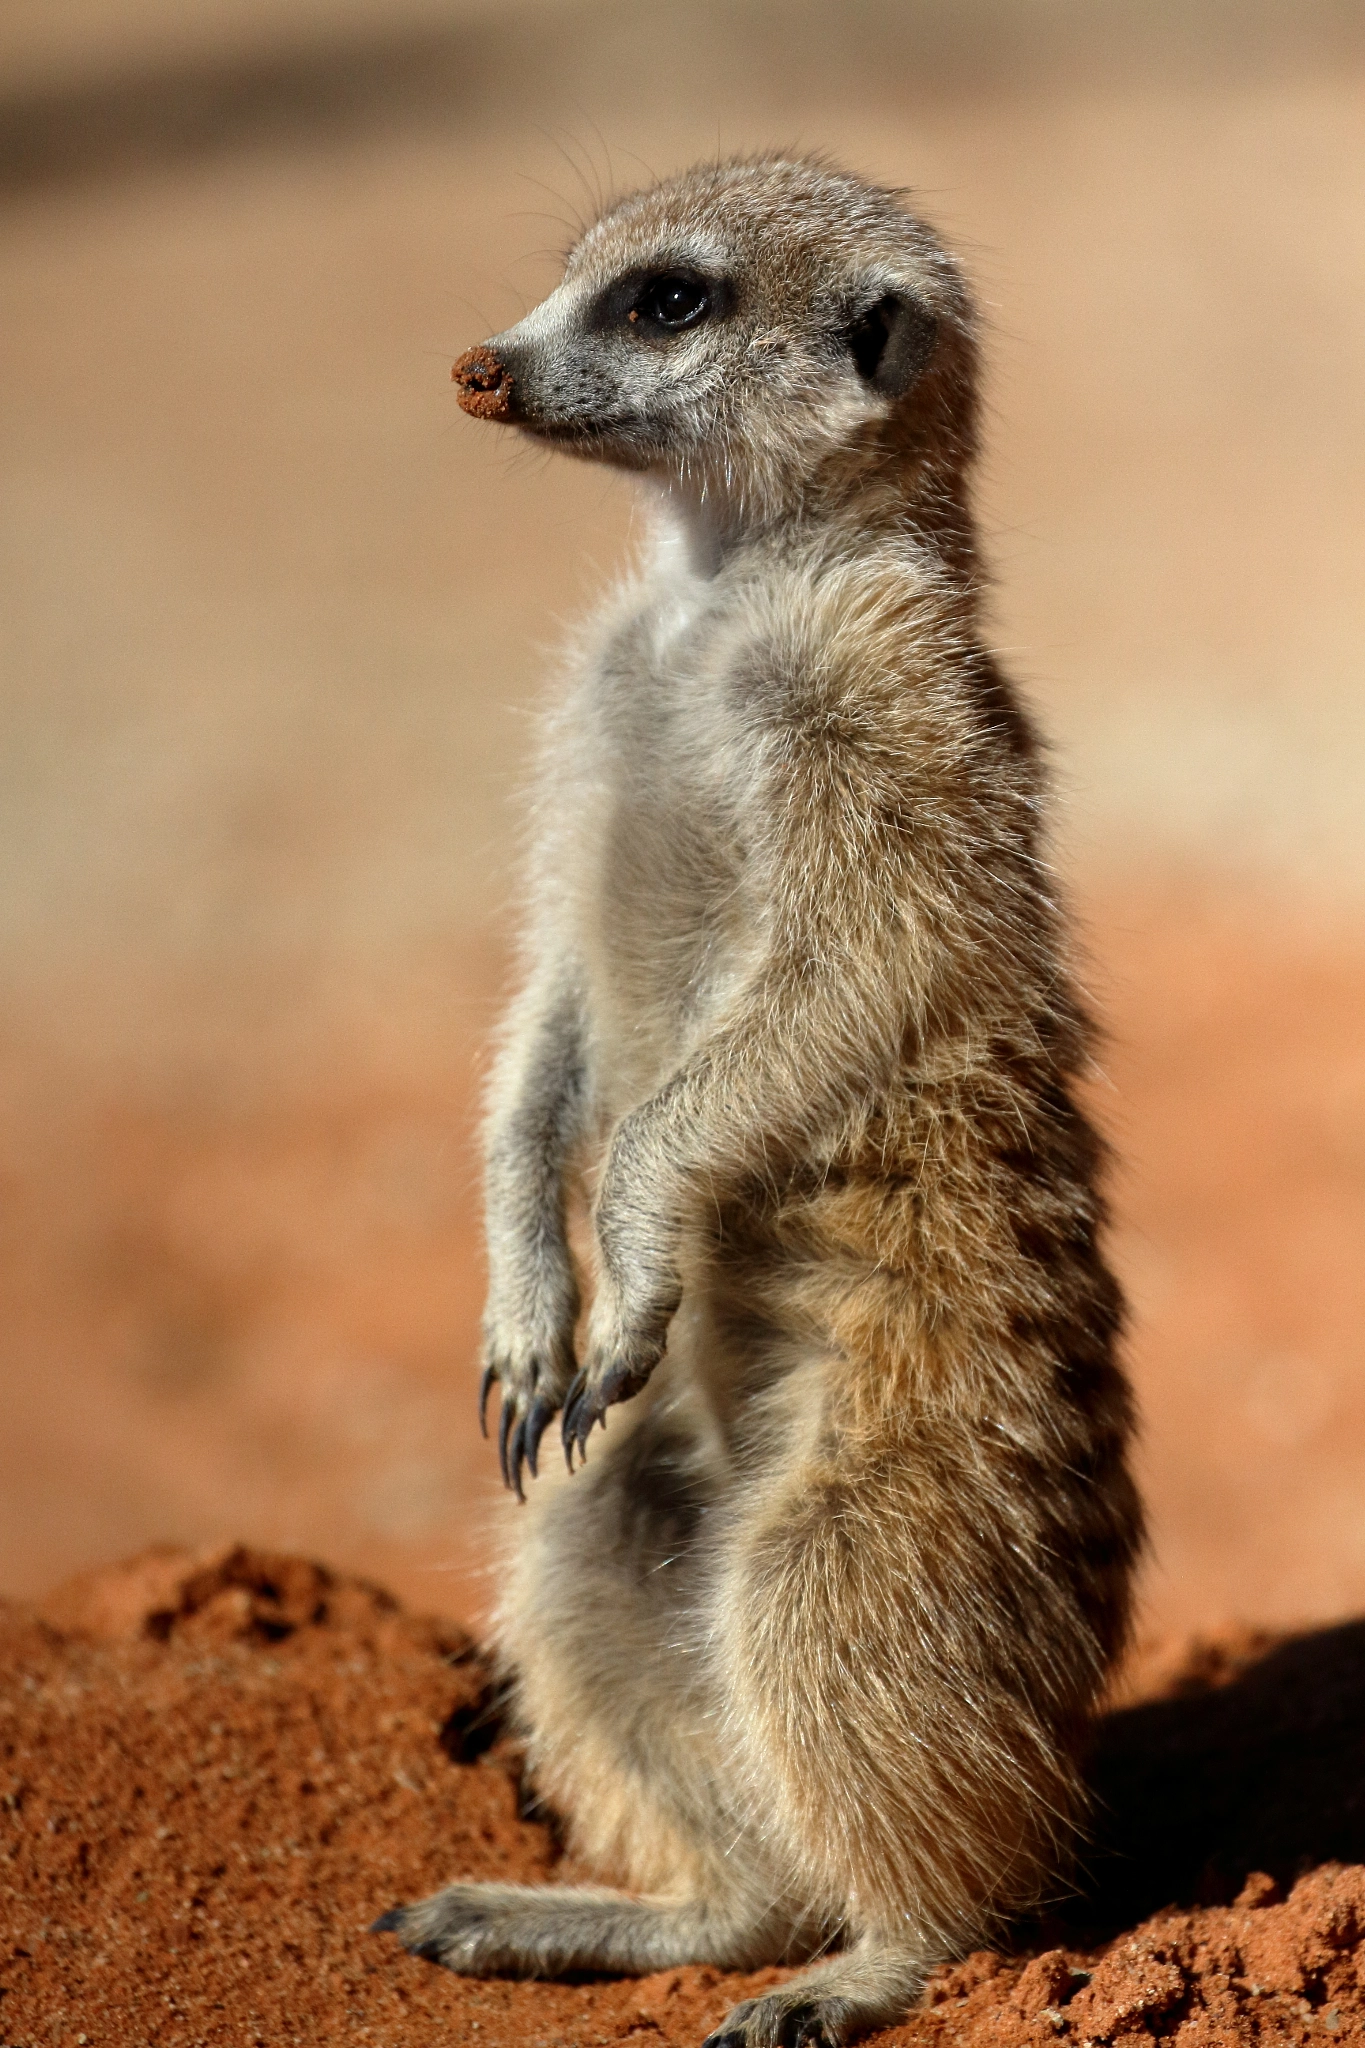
[373,1878,786,1979]
[702,1939,930,2048]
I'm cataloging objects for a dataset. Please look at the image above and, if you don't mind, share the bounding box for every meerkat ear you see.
[845,291,938,398]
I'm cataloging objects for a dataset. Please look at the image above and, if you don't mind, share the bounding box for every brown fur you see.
[374,153,1144,2048]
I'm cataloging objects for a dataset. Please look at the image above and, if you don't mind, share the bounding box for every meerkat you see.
[373,153,1144,2048]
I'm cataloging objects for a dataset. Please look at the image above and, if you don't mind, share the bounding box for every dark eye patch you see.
[588,266,734,338]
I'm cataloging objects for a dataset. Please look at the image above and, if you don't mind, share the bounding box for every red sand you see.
[6,1545,1365,2046]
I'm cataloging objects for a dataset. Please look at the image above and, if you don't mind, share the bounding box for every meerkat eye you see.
[631,273,710,331]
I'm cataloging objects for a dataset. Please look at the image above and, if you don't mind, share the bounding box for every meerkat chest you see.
[575,584,757,1096]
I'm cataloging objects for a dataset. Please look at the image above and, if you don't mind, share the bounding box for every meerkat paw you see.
[702,1987,856,2048]
[373,1882,519,1972]
[701,1942,927,2048]
[558,1351,655,1469]
[559,1284,678,1470]
[479,1323,576,1500]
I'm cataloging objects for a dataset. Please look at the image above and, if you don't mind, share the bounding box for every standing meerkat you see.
[374,153,1143,2047]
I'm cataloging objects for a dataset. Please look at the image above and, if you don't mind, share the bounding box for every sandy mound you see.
[5,1548,1365,2046]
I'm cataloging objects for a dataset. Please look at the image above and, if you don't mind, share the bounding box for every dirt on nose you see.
[451,344,515,420]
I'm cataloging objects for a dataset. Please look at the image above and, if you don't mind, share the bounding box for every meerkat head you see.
[452,153,977,541]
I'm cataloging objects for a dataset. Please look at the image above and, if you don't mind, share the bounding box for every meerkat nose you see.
[451,344,515,420]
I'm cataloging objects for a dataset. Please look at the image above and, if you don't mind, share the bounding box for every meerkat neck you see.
[647,458,981,592]
[648,480,732,579]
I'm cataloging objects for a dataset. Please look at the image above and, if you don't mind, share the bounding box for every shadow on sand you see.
[1054,1619,1365,1939]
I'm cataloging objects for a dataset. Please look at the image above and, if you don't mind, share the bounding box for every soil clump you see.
[5,1546,1365,2046]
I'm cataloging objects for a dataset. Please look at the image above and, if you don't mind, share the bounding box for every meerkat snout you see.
[451,344,515,419]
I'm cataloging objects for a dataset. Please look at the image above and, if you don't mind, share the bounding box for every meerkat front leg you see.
[560,1083,688,1463]
[480,967,587,1496]
[559,939,902,1468]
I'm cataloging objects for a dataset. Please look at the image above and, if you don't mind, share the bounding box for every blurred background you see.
[1,0,1362,1639]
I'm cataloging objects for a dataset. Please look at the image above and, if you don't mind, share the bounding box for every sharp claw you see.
[508,1412,528,1503]
[560,1369,588,1471]
[498,1396,516,1489]
[796,2020,842,2048]
[572,1383,598,1464]
[478,1362,498,1438]
[523,1396,554,1479]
